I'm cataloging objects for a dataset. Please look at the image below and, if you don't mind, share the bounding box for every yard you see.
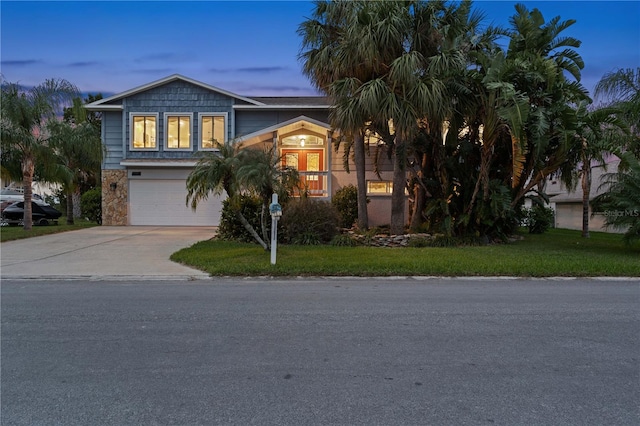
[171,228,640,277]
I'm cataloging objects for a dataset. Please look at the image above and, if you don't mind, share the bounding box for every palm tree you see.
[0,78,78,230]
[594,67,640,155]
[592,151,640,244]
[298,0,373,230]
[47,105,104,224]
[236,145,300,245]
[186,142,269,249]
[558,101,628,238]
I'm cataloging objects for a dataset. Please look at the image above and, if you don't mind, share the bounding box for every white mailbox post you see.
[269,193,282,265]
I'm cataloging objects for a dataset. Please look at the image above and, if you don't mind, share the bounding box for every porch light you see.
[110,182,118,191]
[300,138,305,147]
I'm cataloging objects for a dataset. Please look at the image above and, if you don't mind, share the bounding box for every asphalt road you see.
[2,278,638,425]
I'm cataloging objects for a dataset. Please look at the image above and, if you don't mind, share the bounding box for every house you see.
[86,74,399,227]
[545,155,621,233]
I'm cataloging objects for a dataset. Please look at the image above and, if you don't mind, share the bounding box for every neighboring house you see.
[545,155,621,232]
[86,74,398,226]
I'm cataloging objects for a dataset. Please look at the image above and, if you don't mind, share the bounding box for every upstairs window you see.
[165,113,192,150]
[131,114,158,150]
[199,113,227,150]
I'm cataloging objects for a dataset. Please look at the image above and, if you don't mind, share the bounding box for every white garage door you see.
[129,179,224,226]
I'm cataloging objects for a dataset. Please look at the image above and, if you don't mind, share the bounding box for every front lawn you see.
[171,228,640,277]
[0,220,98,242]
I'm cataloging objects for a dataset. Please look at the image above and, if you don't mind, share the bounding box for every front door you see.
[282,149,324,194]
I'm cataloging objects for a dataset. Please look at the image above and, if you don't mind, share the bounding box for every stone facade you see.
[102,170,128,225]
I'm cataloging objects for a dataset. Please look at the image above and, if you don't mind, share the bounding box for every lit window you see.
[200,114,226,150]
[367,181,393,194]
[165,114,192,150]
[131,115,157,149]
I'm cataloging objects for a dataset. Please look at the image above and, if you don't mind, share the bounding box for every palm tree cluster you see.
[299,0,598,239]
[1,78,103,229]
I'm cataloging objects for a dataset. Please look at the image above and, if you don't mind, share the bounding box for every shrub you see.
[80,187,102,224]
[218,195,265,242]
[524,206,555,234]
[280,198,340,244]
[330,233,357,246]
[332,184,362,228]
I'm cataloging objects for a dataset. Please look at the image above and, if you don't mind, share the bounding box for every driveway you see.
[0,226,216,280]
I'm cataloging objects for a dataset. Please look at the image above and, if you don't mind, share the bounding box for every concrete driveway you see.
[0,227,216,280]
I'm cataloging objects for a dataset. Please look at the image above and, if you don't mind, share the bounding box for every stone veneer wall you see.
[102,170,128,226]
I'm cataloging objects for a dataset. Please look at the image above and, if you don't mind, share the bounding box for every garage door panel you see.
[129,179,223,226]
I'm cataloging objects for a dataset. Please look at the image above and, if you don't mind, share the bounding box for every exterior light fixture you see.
[110,182,118,191]
[300,138,305,147]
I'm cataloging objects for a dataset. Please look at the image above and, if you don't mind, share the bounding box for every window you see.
[199,113,227,150]
[165,113,192,150]
[131,114,158,150]
[367,180,393,194]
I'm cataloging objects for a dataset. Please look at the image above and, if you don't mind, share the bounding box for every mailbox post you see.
[269,193,282,265]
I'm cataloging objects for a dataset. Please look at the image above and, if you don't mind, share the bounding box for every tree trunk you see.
[390,139,406,235]
[353,132,369,230]
[73,190,82,218]
[236,210,268,250]
[581,158,591,238]
[21,156,35,231]
[66,189,74,225]
[409,153,428,232]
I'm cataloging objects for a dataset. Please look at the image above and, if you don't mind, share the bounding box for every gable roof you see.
[84,74,266,111]
[236,115,332,144]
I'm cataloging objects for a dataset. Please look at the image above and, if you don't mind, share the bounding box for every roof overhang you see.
[236,115,332,146]
[120,160,201,168]
[233,104,331,110]
[86,74,265,111]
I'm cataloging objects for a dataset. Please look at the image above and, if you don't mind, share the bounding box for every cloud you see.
[209,66,289,74]
[67,61,101,68]
[237,66,288,73]
[131,68,175,74]
[135,52,195,63]
[1,59,43,67]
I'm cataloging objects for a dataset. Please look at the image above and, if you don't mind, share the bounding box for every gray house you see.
[86,74,397,226]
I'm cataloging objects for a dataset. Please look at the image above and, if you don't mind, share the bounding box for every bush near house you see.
[280,198,340,245]
[331,184,362,228]
[80,187,102,224]
[217,195,265,243]
[523,205,555,234]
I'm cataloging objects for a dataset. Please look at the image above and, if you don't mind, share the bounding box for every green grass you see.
[171,228,640,277]
[0,220,98,242]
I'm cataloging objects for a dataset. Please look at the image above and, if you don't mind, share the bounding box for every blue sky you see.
[1,1,639,98]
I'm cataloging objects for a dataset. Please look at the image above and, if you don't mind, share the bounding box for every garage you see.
[128,169,224,226]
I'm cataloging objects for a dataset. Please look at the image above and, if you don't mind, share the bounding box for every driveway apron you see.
[0,226,216,280]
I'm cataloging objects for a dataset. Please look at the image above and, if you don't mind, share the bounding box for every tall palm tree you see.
[558,101,628,238]
[0,78,78,230]
[299,0,373,230]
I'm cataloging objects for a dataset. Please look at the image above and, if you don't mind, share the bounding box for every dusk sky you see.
[1,1,639,99]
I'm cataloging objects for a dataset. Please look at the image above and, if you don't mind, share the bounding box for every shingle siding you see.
[124,80,234,159]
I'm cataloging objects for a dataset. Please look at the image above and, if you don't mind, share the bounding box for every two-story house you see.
[86,74,398,227]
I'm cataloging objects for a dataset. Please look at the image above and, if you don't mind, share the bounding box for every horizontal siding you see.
[103,112,124,170]
[235,110,330,137]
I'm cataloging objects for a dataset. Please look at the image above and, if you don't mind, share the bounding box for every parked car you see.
[1,200,62,226]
